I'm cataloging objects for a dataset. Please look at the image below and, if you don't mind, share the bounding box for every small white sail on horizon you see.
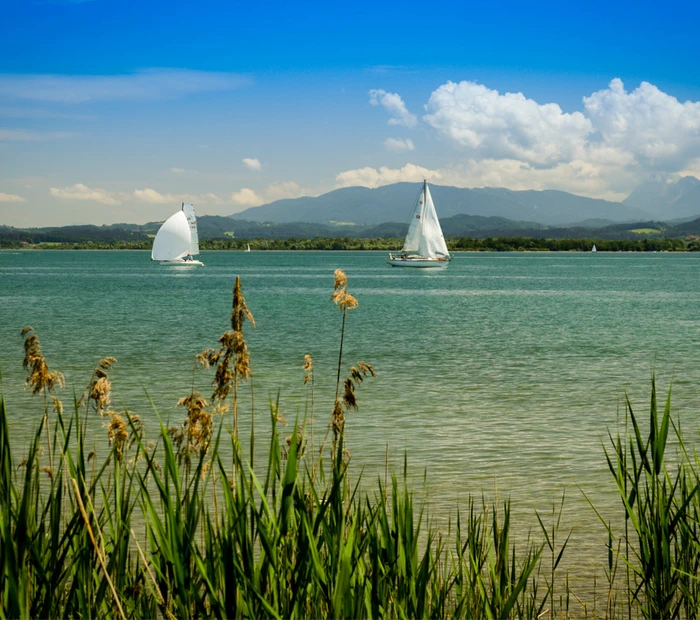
[592,244,597,253]
[387,181,450,268]
[151,203,204,265]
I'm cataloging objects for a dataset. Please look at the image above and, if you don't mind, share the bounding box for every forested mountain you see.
[231,182,652,226]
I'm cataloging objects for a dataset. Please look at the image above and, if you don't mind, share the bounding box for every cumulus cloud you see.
[0,192,26,202]
[50,183,121,205]
[171,167,186,174]
[336,163,442,189]
[231,188,264,207]
[132,188,180,204]
[423,81,593,166]
[230,182,308,207]
[385,77,700,197]
[583,78,700,170]
[0,69,249,104]
[264,181,305,201]
[383,137,414,153]
[369,89,417,128]
[242,157,262,171]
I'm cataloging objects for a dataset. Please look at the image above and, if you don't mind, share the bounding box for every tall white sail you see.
[151,211,191,261]
[417,185,449,258]
[181,203,200,255]
[401,188,425,253]
[388,181,450,268]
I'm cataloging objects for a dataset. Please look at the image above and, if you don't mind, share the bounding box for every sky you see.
[2,0,700,227]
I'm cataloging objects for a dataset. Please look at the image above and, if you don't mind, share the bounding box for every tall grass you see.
[2,272,700,618]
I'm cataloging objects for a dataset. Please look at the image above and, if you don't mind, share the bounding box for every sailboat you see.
[387,181,451,268]
[591,244,597,253]
[246,244,251,252]
[151,203,204,266]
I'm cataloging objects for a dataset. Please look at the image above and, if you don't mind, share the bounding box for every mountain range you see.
[232,177,700,227]
[623,175,700,220]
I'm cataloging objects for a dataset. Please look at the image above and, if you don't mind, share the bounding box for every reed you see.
[3,273,700,618]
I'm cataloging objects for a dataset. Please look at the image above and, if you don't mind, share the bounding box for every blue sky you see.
[2,0,699,226]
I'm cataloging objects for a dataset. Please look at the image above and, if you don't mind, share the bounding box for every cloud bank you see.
[362,79,700,198]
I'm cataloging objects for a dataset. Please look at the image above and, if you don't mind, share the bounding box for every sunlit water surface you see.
[1,250,699,589]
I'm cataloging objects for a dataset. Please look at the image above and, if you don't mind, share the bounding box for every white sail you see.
[417,184,449,258]
[181,203,200,255]
[401,188,425,253]
[151,211,192,261]
[388,181,450,268]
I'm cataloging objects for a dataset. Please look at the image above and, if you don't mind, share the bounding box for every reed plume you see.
[108,414,129,461]
[21,326,64,395]
[21,326,64,467]
[84,356,117,416]
[172,391,213,464]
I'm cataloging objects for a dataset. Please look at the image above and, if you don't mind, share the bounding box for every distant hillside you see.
[624,176,700,219]
[3,214,700,246]
[231,182,652,226]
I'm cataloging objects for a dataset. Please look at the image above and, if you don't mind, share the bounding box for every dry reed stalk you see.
[303,354,316,474]
[131,528,170,612]
[21,326,64,468]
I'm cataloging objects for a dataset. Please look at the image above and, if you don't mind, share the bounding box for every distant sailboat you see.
[387,181,451,268]
[246,244,251,252]
[591,244,597,253]
[151,203,204,266]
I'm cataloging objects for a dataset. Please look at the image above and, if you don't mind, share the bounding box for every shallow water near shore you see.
[1,249,699,588]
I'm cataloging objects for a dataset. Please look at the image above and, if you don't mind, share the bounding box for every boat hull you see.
[387,256,449,268]
[159,259,204,266]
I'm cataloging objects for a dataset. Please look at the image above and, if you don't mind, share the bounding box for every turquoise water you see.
[2,249,699,577]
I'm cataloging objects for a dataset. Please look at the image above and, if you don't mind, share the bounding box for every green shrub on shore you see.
[2,272,700,618]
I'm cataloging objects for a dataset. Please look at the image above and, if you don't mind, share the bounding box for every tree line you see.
[0,236,694,251]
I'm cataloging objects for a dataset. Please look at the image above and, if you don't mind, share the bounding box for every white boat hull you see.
[159,259,204,266]
[387,255,449,268]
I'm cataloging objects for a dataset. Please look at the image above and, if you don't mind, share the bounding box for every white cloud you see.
[171,167,186,174]
[0,69,249,104]
[441,159,632,202]
[583,78,700,170]
[242,157,262,171]
[423,81,593,166]
[411,78,700,198]
[336,163,442,189]
[231,188,264,207]
[383,137,415,153]
[0,192,26,202]
[230,182,308,207]
[369,89,417,128]
[50,183,121,205]
[132,188,179,204]
[264,181,305,201]
[202,193,225,205]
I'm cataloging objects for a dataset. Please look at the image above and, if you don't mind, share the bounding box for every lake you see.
[1,249,699,583]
